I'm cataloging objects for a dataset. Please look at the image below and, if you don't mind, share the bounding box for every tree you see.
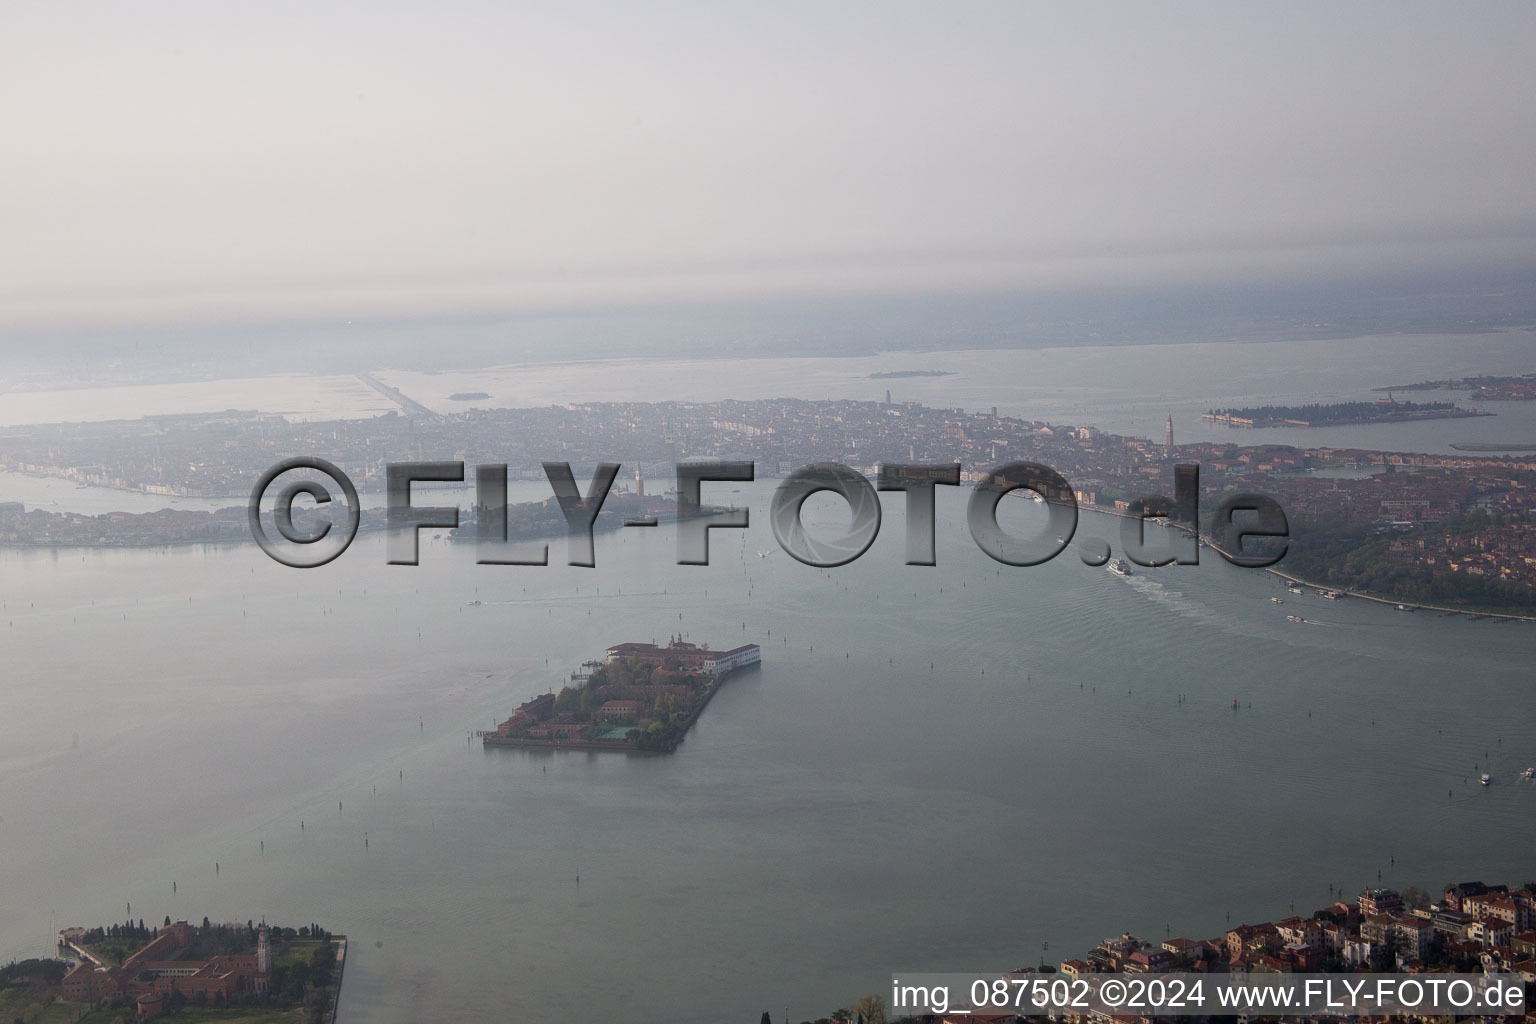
[310,942,335,988]
[850,995,886,1024]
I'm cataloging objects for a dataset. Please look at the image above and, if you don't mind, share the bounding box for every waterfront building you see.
[1358,887,1404,917]
[604,637,761,676]
[59,921,272,1003]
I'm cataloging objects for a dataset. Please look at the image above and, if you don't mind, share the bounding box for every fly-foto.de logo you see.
[248,458,1287,571]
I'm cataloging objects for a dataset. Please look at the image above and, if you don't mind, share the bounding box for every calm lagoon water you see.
[2,333,1534,1021]
[378,329,1536,454]
[1,480,1532,1023]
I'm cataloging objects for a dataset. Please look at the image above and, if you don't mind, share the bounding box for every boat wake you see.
[1111,573,1235,632]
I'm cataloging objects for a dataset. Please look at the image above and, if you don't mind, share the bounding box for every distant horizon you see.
[2,270,1534,384]
[6,4,1536,336]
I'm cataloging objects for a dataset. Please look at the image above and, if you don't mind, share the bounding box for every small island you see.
[1373,372,1536,401]
[868,369,955,379]
[0,918,344,1023]
[1202,398,1490,427]
[483,638,761,752]
[0,490,719,550]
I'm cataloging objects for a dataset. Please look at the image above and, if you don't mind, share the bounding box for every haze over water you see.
[1,475,1532,1023]
[6,4,1536,1019]
[4,330,1536,457]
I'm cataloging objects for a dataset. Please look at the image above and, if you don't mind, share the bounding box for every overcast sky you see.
[3,1,1535,331]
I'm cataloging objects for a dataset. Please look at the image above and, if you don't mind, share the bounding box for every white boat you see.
[1319,590,1340,600]
[1106,559,1134,577]
[1397,604,1413,611]
[1522,767,1535,779]
[1480,773,1491,786]
[1272,597,1284,604]
[1288,586,1303,594]
[1287,614,1304,623]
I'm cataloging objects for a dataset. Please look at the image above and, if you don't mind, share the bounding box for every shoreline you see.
[1202,409,1494,429]
[482,661,759,754]
[1192,529,1536,624]
[326,935,348,1024]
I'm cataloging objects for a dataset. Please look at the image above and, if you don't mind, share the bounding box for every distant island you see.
[1373,373,1536,401]
[483,638,760,752]
[448,391,491,401]
[1203,398,1490,428]
[0,917,345,1024]
[451,492,720,547]
[868,369,954,379]
[0,490,717,549]
[1449,442,1536,453]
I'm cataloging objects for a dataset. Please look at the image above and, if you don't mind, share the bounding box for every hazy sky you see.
[4,2,1535,330]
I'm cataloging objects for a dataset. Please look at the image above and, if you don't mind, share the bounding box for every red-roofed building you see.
[1125,948,1174,973]
[1513,931,1536,957]
[597,700,644,719]
[605,639,760,675]
[57,921,272,1004]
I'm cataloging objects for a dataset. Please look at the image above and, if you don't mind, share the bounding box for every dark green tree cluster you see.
[0,958,69,987]
[1276,512,1536,614]
[78,920,155,945]
[1206,400,1458,425]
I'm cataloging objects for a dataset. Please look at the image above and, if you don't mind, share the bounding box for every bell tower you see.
[254,923,272,993]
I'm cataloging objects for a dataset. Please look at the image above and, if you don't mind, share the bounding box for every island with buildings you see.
[1375,373,1536,401]
[0,917,344,1023]
[6,394,1536,614]
[1047,880,1536,983]
[483,638,761,752]
[1202,398,1489,428]
[788,878,1536,1024]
